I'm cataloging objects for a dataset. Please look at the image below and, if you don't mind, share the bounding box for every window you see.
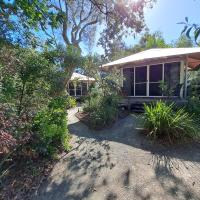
[135,66,147,96]
[122,62,180,97]
[68,82,75,96]
[164,62,180,96]
[76,83,82,96]
[149,64,163,96]
[82,82,88,95]
[123,68,134,96]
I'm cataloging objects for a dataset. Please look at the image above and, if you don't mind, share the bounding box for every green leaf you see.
[186,27,193,38]
[177,22,186,25]
[181,25,188,35]
[194,28,200,41]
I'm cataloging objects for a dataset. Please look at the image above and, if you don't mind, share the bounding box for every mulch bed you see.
[0,156,55,200]
[75,110,129,130]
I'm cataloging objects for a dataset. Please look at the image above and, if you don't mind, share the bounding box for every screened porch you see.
[122,62,184,98]
[67,72,95,97]
[67,81,90,97]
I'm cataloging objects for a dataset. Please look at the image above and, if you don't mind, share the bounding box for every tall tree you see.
[138,31,170,49]
[107,31,169,61]
[1,0,156,86]
[174,35,194,47]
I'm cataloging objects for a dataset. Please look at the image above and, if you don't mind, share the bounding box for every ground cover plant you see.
[143,101,199,143]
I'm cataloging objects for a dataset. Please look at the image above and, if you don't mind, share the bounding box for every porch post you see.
[162,63,164,97]
[81,82,82,96]
[67,83,69,94]
[87,81,89,91]
[134,67,135,96]
[184,56,188,99]
[147,65,149,97]
[74,82,77,97]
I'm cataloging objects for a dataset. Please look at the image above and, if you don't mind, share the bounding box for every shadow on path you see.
[33,108,200,200]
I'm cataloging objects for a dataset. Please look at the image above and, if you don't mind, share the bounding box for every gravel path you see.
[33,107,200,200]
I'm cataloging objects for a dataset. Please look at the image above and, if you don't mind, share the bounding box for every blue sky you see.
[144,0,200,43]
[91,0,200,55]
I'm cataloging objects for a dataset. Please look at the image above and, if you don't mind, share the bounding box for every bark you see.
[18,81,26,116]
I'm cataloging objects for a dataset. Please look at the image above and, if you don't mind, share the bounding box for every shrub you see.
[186,97,200,116]
[32,97,70,156]
[66,96,77,109]
[82,68,122,129]
[143,101,199,143]
[83,92,119,129]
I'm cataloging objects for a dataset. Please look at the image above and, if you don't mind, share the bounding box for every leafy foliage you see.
[188,69,200,98]
[66,96,77,109]
[186,97,200,117]
[106,31,171,61]
[179,17,200,44]
[173,35,194,47]
[84,90,119,129]
[1,0,156,80]
[0,44,72,159]
[32,97,70,156]
[143,101,199,143]
[0,45,54,115]
[186,69,200,124]
[83,68,121,129]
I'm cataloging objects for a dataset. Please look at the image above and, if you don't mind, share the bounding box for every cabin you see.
[67,72,95,97]
[102,48,200,110]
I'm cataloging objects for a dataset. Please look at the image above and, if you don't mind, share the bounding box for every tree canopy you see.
[0,0,156,84]
[173,35,194,48]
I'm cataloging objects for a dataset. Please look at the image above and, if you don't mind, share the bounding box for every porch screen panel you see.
[149,64,163,96]
[82,82,88,95]
[164,62,180,96]
[123,68,134,96]
[135,66,147,96]
[68,82,75,96]
[76,83,82,96]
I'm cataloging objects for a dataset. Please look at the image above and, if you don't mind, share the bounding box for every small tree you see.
[0,46,54,116]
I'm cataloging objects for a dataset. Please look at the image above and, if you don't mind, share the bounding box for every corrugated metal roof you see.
[70,72,95,81]
[103,48,200,68]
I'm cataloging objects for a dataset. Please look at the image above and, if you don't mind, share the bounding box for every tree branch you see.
[88,0,112,16]
[73,3,94,41]
[48,4,62,11]
[77,17,98,43]
[62,0,70,45]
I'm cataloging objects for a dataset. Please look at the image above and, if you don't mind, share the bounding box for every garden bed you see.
[0,155,55,200]
[75,109,129,130]
[0,156,55,200]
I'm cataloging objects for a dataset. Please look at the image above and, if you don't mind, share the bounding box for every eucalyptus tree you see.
[1,0,156,85]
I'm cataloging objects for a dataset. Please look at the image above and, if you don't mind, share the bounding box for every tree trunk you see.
[18,82,26,116]
[62,60,78,96]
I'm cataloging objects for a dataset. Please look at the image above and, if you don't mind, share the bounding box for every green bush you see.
[32,97,70,156]
[143,101,199,143]
[186,97,200,116]
[83,92,119,129]
[66,96,77,109]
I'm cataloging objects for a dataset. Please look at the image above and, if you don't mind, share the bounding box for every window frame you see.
[122,61,181,97]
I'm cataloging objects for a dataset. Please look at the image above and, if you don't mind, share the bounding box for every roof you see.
[70,72,95,81]
[102,48,200,69]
